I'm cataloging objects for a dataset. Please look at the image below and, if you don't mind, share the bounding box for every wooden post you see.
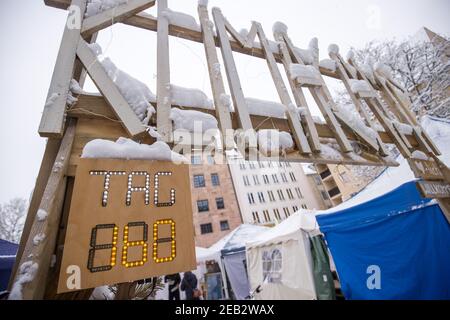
[9,120,77,300]
[198,4,234,150]
[39,0,87,138]
[156,0,172,143]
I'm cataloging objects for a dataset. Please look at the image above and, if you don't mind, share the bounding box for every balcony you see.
[328,186,341,198]
[320,169,332,180]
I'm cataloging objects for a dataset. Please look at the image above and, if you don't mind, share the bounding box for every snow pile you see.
[246,97,286,118]
[272,21,288,35]
[411,150,429,160]
[349,79,371,94]
[88,43,156,123]
[319,59,336,72]
[37,209,48,222]
[308,38,319,63]
[85,0,127,18]
[81,137,188,163]
[33,233,46,246]
[328,43,340,55]
[289,64,321,80]
[334,104,378,141]
[257,129,294,155]
[170,108,218,133]
[346,50,355,61]
[9,261,39,300]
[320,143,343,160]
[374,62,394,82]
[361,57,376,83]
[170,84,213,110]
[392,120,413,134]
[293,47,315,65]
[162,8,201,32]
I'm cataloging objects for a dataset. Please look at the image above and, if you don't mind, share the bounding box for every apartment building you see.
[303,165,333,209]
[190,154,243,248]
[228,158,327,226]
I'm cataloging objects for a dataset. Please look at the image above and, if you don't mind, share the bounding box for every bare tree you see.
[0,198,28,243]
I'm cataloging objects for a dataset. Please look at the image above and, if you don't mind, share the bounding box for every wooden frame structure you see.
[9,0,450,299]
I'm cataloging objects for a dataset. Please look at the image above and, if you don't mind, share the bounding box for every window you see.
[289,172,297,182]
[220,220,230,231]
[243,175,250,186]
[301,204,308,209]
[286,162,291,168]
[263,249,282,283]
[321,190,329,200]
[268,190,276,202]
[268,162,273,168]
[247,193,255,204]
[286,188,294,200]
[295,187,303,199]
[207,155,215,165]
[263,175,270,184]
[257,192,265,203]
[259,162,265,168]
[273,209,281,220]
[211,173,220,186]
[216,197,225,209]
[283,207,290,218]
[200,223,213,234]
[239,161,246,170]
[277,189,285,201]
[193,175,205,188]
[252,211,260,223]
[280,173,288,183]
[253,175,260,185]
[191,155,202,165]
[197,200,209,212]
[263,210,270,222]
[272,174,279,184]
[249,162,256,169]
[293,205,298,212]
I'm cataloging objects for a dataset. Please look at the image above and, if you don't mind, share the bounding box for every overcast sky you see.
[0,0,449,204]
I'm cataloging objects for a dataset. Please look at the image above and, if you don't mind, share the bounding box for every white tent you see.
[246,211,319,300]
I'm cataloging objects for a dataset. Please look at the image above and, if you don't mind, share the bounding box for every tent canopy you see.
[316,181,450,299]
[0,239,18,291]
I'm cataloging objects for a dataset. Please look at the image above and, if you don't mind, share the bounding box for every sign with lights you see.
[57,159,196,293]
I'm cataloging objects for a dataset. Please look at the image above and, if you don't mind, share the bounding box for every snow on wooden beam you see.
[76,38,146,137]
[81,0,156,37]
[38,0,87,138]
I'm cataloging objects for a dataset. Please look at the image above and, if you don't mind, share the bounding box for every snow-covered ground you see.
[321,116,450,214]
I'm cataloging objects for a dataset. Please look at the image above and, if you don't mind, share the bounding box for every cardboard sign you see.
[57,159,196,293]
[416,180,450,199]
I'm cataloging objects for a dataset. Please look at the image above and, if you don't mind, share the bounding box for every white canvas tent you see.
[197,224,268,300]
[246,211,319,300]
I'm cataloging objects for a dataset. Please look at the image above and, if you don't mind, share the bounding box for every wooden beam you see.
[81,0,155,37]
[9,120,76,300]
[198,4,234,150]
[156,0,172,143]
[39,0,87,138]
[254,22,311,154]
[76,38,146,137]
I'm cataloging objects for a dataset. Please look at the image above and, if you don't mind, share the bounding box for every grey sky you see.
[0,0,449,203]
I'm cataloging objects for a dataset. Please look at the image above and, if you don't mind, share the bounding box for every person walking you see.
[180,271,200,300]
[164,273,181,300]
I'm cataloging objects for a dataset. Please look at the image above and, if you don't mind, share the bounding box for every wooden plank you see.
[76,38,146,137]
[254,22,311,154]
[39,0,87,138]
[81,0,155,37]
[407,158,445,181]
[9,120,76,299]
[274,34,321,152]
[156,0,172,143]
[416,180,450,198]
[211,8,254,134]
[198,4,234,150]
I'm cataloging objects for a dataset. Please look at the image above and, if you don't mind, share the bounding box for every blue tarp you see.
[0,239,18,291]
[316,181,450,300]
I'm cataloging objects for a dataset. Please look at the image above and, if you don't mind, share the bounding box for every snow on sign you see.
[57,159,196,293]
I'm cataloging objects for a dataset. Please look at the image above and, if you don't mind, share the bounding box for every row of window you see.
[247,187,304,204]
[193,173,220,188]
[251,205,307,224]
[200,220,230,234]
[239,161,292,170]
[197,197,225,212]
[243,172,297,186]
[191,155,215,165]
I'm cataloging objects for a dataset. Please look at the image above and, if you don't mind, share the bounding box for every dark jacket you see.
[180,271,198,300]
[164,273,181,291]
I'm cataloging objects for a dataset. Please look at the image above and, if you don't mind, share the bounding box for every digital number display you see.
[57,159,196,293]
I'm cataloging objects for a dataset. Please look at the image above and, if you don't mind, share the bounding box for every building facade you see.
[228,158,327,226]
[303,166,333,209]
[189,155,243,248]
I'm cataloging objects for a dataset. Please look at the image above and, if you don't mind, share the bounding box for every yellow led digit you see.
[153,219,176,263]
[121,222,148,268]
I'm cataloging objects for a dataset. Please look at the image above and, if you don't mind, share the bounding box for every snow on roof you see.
[321,116,450,214]
[246,210,319,248]
[302,164,317,175]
